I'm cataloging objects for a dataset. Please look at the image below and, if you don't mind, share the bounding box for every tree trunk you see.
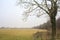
[50,16,56,40]
[50,2,57,40]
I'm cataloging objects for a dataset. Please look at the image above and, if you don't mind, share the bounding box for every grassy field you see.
[0,29,47,40]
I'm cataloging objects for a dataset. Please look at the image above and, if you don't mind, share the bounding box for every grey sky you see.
[0,0,60,28]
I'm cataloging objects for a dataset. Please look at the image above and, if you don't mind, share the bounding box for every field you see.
[0,29,47,40]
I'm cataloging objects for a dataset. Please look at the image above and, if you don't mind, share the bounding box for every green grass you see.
[0,29,47,40]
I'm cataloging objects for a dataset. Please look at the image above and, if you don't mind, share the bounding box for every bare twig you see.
[34,0,49,14]
[25,6,38,13]
[21,2,36,6]
[45,0,50,11]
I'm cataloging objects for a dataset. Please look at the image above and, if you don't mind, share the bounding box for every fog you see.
[0,0,60,28]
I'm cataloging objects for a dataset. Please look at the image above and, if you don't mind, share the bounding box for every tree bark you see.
[50,1,57,40]
[50,16,56,40]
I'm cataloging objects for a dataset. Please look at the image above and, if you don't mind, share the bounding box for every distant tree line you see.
[33,17,60,30]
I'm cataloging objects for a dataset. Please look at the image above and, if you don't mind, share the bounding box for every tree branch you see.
[45,0,50,11]
[18,0,36,6]
[25,6,38,13]
[21,2,36,6]
[34,0,49,14]
[51,0,54,9]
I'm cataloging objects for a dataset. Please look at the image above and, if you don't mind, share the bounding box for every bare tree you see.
[18,0,59,40]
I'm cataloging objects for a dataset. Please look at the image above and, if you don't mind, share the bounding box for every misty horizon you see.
[0,0,60,28]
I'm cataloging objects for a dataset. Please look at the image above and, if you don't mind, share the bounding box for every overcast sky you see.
[0,0,60,28]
